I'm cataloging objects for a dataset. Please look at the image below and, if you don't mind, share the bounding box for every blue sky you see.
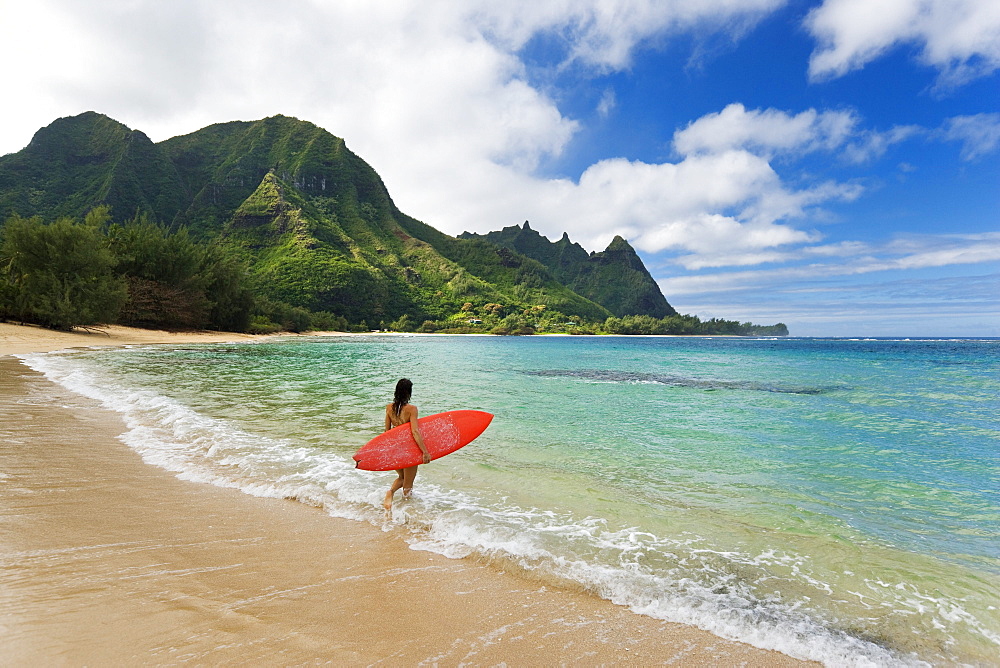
[1,0,998,335]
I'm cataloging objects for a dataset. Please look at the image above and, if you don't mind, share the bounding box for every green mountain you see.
[0,112,675,325]
[460,222,676,318]
[0,111,189,225]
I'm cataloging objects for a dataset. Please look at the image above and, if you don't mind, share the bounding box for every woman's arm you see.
[408,406,431,464]
[384,405,393,432]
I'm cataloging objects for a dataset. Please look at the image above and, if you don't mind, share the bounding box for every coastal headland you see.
[1,322,811,665]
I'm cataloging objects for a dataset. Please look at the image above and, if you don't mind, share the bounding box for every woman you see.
[383,378,431,512]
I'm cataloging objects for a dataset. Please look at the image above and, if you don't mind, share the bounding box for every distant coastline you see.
[0,320,794,357]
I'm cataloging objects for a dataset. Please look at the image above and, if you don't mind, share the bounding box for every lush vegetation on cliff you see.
[460,222,676,318]
[0,112,788,336]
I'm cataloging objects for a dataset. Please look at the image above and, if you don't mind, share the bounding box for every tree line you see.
[386,304,787,336]
[0,208,787,337]
[0,208,347,333]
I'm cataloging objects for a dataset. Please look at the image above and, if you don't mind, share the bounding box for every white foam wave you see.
[403,502,924,667]
[17,351,390,520]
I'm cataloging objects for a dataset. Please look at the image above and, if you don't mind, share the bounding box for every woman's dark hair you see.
[391,378,412,418]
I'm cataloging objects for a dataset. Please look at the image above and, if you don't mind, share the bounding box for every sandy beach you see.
[1,323,811,665]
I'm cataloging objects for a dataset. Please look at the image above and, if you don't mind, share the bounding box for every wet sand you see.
[1,324,812,665]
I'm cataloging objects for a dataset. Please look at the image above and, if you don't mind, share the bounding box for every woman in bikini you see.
[383,378,430,512]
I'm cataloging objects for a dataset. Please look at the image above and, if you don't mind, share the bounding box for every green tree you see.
[107,214,254,331]
[491,312,535,335]
[107,215,210,328]
[0,213,126,329]
[387,313,414,332]
[201,246,254,331]
[250,297,313,333]
[308,311,349,332]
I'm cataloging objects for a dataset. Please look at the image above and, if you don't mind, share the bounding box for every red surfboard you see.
[353,410,493,471]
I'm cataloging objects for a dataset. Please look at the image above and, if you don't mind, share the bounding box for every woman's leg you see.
[383,470,405,511]
[401,465,419,498]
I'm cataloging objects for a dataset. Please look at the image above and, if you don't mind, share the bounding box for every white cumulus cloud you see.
[673,103,858,157]
[500,146,862,267]
[673,103,921,163]
[805,0,1000,87]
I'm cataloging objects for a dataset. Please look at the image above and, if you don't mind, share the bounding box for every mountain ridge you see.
[1,112,672,326]
[460,222,675,318]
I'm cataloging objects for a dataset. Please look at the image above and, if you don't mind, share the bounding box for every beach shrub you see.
[251,297,313,333]
[386,313,415,332]
[308,310,349,332]
[0,213,127,330]
[282,306,313,333]
[200,246,255,332]
[490,313,536,335]
[246,315,282,334]
[107,214,254,331]
[416,320,438,333]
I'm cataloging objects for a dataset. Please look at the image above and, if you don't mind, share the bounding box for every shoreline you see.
[1,323,813,664]
[0,321,341,355]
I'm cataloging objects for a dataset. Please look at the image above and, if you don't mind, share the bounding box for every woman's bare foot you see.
[383,490,394,513]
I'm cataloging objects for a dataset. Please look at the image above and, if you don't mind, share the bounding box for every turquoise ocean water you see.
[20,335,999,665]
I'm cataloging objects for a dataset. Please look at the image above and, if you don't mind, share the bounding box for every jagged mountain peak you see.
[605,234,632,252]
[460,223,674,317]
